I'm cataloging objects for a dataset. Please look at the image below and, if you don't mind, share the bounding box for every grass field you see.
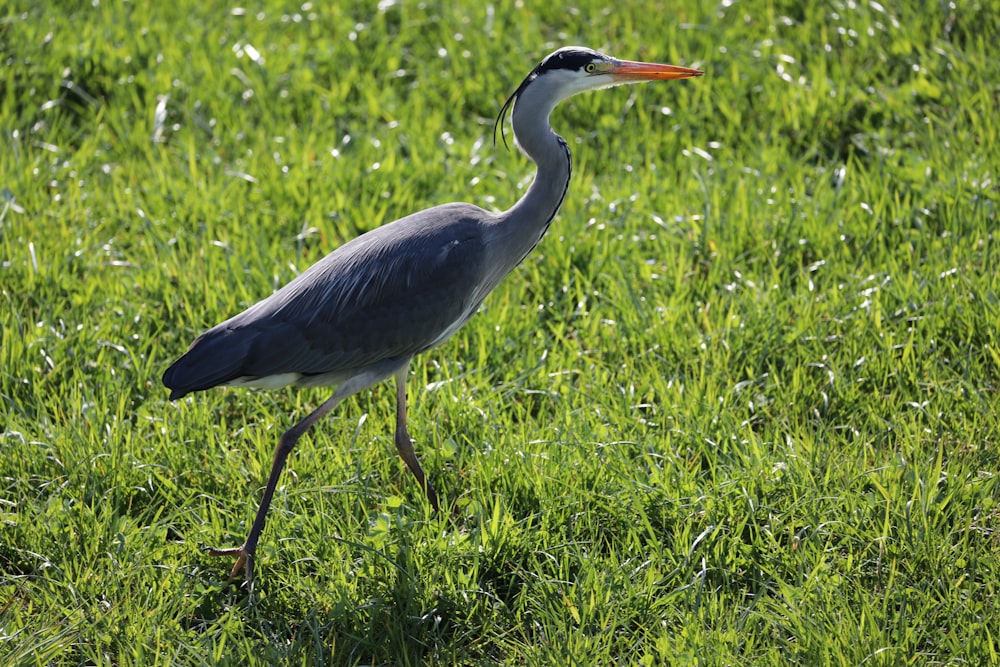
[2,0,998,664]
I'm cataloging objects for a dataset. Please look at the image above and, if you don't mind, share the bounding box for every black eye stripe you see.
[537,48,601,74]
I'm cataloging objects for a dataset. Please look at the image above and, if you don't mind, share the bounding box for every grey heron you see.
[164,46,702,580]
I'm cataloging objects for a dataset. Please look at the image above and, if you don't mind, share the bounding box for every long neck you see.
[495,87,572,271]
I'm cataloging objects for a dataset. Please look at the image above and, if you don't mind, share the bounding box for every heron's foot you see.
[204,544,254,580]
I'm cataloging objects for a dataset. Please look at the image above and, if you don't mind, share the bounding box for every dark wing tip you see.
[162,361,198,399]
[167,387,188,401]
[161,327,252,398]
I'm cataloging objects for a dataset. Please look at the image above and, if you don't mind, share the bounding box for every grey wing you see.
[163,205,494,396]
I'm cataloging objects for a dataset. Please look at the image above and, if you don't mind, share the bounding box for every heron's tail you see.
[162,327,252,399]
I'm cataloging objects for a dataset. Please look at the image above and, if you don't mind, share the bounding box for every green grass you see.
[2,0,998,664]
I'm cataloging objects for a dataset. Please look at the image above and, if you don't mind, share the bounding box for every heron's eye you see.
[584,62,598,73]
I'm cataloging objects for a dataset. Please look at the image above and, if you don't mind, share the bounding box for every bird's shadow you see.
[184,518,510,663]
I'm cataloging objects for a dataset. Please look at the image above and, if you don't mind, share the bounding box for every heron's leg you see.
[206,389,348,580]
[393,367,439,510]
[206,359,409,581]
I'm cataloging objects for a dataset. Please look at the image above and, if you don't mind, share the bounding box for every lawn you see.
[2,0,998,664]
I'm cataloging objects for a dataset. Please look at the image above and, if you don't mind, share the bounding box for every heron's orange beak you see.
[611,60,703,81]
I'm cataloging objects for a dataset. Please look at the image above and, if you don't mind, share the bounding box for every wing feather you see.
[163,204,496,396]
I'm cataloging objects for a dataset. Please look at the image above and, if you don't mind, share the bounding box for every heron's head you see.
[495,46,703,148]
